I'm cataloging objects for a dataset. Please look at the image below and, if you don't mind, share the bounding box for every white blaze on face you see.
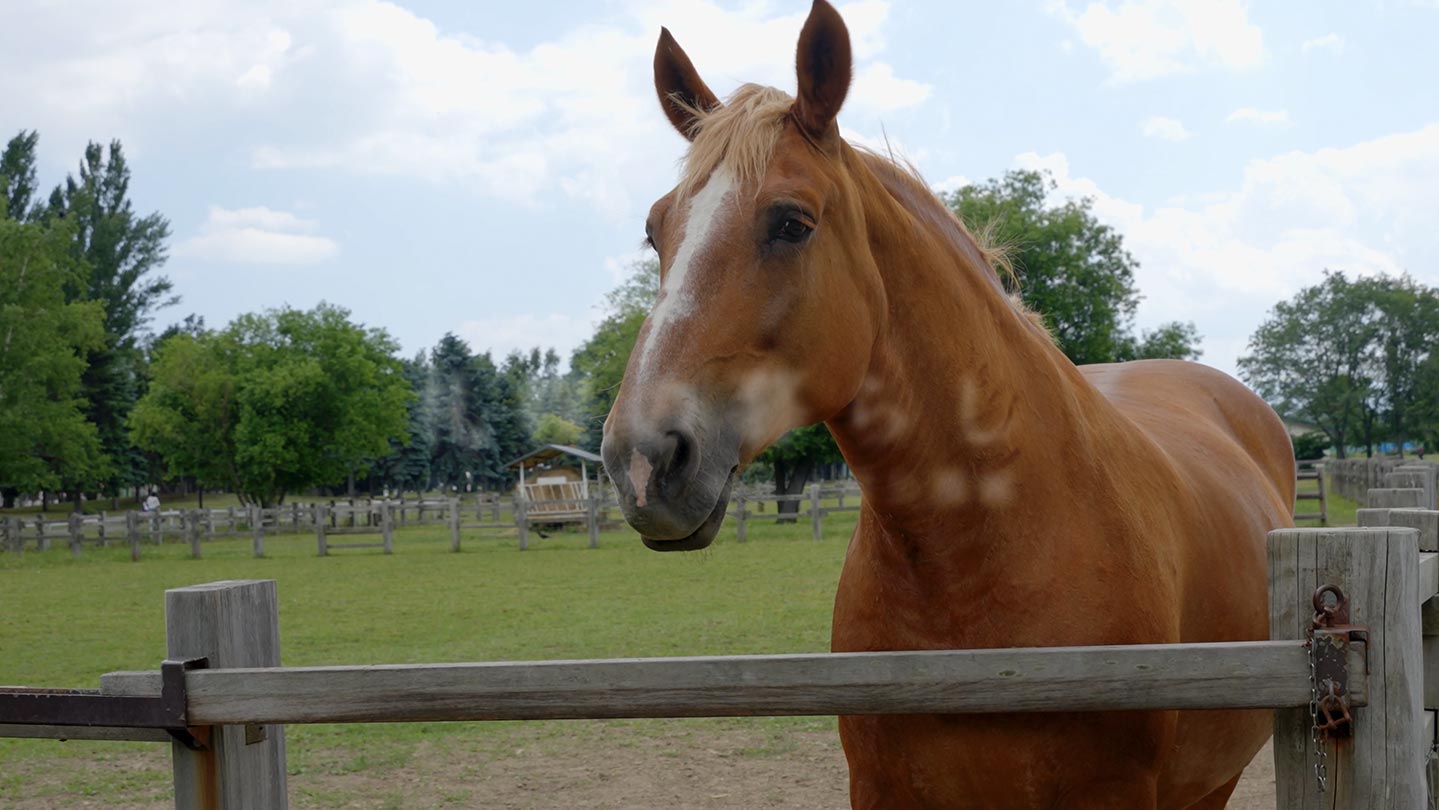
[628,450,653,508]
[633,168,737,385]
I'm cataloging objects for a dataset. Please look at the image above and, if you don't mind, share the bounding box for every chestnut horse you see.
[601,2,1295,807]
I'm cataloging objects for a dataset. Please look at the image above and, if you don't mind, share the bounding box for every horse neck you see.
[826,154,1117,547]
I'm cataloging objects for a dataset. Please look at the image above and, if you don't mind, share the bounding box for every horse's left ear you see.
[793,0,852,142]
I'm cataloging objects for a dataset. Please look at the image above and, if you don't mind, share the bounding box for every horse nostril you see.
[659,428,701,492]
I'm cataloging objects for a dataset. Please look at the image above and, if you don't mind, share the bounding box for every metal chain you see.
[1307,634,1329,794]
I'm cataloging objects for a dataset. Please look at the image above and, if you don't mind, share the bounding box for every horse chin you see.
[641,474,735,552]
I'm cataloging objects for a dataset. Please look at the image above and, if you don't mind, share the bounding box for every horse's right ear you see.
[654,27,719,141]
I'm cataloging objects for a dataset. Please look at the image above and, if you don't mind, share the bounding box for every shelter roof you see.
[505,444,603,472]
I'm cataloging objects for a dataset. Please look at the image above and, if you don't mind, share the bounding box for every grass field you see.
[0,480,1360,807]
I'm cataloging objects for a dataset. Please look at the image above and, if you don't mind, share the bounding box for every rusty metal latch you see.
[1308,584,1368,740]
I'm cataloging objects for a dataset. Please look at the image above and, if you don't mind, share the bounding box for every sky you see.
[3,0,1437,378]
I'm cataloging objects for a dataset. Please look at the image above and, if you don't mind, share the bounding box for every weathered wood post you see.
[290,502,300,532]
[68,512,83,558]
[398,496,407,528]
[381,501,394,554]
[251,507,265,558]
[448,497,461,553]
[187,511,203,559]
[315,505,328,556]
[126,512,141,562]
[150,512,161,545]
[516,498,529,551]
[98,510,108,547]
[228,506,237,537]
[1268,527,1424,808]
[205,509,216,544]
[165,580,288,809]
[810,486,822,541]
[735,493,747,542]
[586,494,600,549]
[37,518,50,552]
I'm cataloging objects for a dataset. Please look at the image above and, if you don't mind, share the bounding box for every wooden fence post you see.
[37,518,49,552]
[1268,527,1424,808]
[381,502,394,554]
[315,505,328,557]
[187,511,203,559]
[735,493,747,543]
[98,510,108,547]
[150,512,160,545]
[517,499,529,551]
[251,507,265,558]
[587,495,600,549]
[810,487,822,541]
[166,580,288,809]
[126,512,141,562]
[449,498,461,553]
[68,512,83,558]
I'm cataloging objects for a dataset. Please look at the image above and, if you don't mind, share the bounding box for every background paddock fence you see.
[1294,460,1329,525]
[1,483,865,559]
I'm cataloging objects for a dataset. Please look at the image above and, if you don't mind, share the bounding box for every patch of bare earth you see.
[2,729,1276,808]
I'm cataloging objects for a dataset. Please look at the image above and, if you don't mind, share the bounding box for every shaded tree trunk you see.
[773,459,815,523]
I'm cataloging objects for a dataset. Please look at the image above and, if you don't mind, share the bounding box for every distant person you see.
[143,492,160,513]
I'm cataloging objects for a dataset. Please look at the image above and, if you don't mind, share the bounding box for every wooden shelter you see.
[506,444,605,521]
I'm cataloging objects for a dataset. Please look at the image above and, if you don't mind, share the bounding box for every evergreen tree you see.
[44,140,174,500]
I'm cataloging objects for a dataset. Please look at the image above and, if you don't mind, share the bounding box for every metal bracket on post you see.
[161,657,210,751]
[0,656,209,746]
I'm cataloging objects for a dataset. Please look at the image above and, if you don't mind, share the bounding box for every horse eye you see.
[774,217,813,244]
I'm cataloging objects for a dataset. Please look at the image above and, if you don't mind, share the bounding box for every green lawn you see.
[0,513,855,806]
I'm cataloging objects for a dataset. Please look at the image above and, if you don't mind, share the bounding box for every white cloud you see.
[849,62,931,113]
[1301,33,1344,54]
[1,0,926,218]
[175,205,339,265]
[1012,123,1439,375]
[1141,115,1192,141]
[456,312,600,363]
[1048,0,1265,82]
[1227,107,1293,127]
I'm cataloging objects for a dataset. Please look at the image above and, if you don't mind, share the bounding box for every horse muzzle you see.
[602,421,739,552]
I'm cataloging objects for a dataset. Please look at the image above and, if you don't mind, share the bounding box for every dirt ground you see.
[4,725,1276,809]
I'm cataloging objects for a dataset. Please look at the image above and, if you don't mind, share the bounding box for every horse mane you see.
[677,84,1044,333]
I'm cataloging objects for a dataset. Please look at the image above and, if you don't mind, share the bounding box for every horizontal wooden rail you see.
[96,640,1360,726]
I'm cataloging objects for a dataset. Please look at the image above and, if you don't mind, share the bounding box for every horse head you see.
[601,0,884,551]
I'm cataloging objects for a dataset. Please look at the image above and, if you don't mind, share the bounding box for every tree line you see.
[4,127,1212,511]
[1241,271,1439,459]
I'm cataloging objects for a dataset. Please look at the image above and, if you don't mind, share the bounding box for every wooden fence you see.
[0,484,865,559]
[7,470,1439,807]
[1294,460,1329,525]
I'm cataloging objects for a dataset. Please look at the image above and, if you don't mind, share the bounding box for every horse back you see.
[1080,358,1295,642]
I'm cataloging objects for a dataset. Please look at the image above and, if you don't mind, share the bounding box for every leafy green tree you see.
[1,131,40,222]
[132,304,411,506]
[43,139,175,501]
[1370,277,1439,454]
[1241,271,1396,458]
[944,169,1199,364]
[533,413,584,446]
[1115,322,1203,362]
[762,424,842,520]
[0,218,107,506]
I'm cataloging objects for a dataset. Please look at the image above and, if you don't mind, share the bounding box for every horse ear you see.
[654,27,719,141]
[793,0,852,141]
